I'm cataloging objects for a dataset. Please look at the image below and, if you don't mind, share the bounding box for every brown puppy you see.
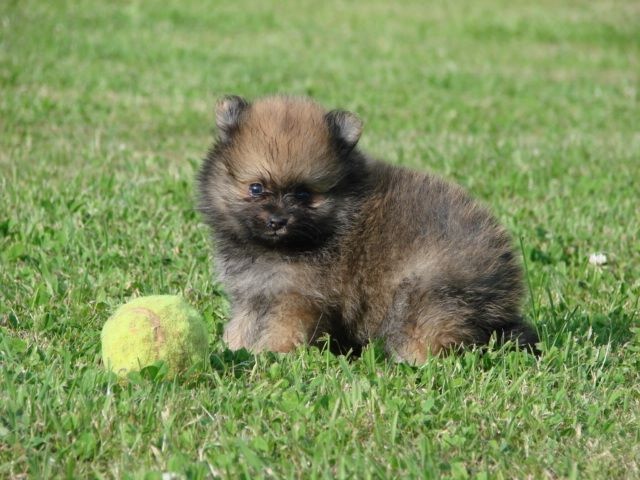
[198,95,538,362]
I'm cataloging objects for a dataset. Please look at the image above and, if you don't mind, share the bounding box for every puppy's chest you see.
[217,253,322,300]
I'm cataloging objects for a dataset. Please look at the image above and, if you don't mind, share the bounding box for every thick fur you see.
[198,95,538,362]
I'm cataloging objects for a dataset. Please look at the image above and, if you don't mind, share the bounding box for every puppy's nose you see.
[267,215,288,231]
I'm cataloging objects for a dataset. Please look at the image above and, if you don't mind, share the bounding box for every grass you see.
[1,0,639,478]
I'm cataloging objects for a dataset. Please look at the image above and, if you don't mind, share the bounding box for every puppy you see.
[198,95,538,362]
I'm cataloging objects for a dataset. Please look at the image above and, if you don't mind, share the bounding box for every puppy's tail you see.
[499,319,541,356]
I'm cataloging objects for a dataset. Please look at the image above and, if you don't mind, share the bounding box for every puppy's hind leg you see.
[380,277,479,364]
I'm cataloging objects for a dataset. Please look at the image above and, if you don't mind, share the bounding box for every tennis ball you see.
[101,295,208,377]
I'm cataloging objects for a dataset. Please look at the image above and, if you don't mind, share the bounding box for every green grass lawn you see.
[1,0,639,478]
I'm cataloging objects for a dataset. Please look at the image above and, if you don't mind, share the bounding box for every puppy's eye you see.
[249,183,264,197]
[294,188,311,202]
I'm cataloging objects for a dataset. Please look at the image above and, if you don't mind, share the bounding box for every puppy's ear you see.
[215,95,249,142]
[325,110,363,151]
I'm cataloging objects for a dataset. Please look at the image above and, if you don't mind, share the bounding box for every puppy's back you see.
[337,163,534,356]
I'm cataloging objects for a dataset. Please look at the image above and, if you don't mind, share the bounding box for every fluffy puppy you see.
[198,95,538,362]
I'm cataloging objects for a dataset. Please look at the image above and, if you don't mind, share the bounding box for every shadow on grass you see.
[177,303,638,386]
[539,304,638,350]
[209,348,257,378]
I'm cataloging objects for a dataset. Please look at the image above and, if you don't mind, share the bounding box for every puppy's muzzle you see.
[266,214,288,232]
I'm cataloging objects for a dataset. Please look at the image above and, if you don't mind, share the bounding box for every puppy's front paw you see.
[254,327,307,353]
[223,317,253,351]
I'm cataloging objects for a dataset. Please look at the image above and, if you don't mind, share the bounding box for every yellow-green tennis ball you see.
[101,295,208,377]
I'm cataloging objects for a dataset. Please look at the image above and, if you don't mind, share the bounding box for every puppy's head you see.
[199,95,365,250]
